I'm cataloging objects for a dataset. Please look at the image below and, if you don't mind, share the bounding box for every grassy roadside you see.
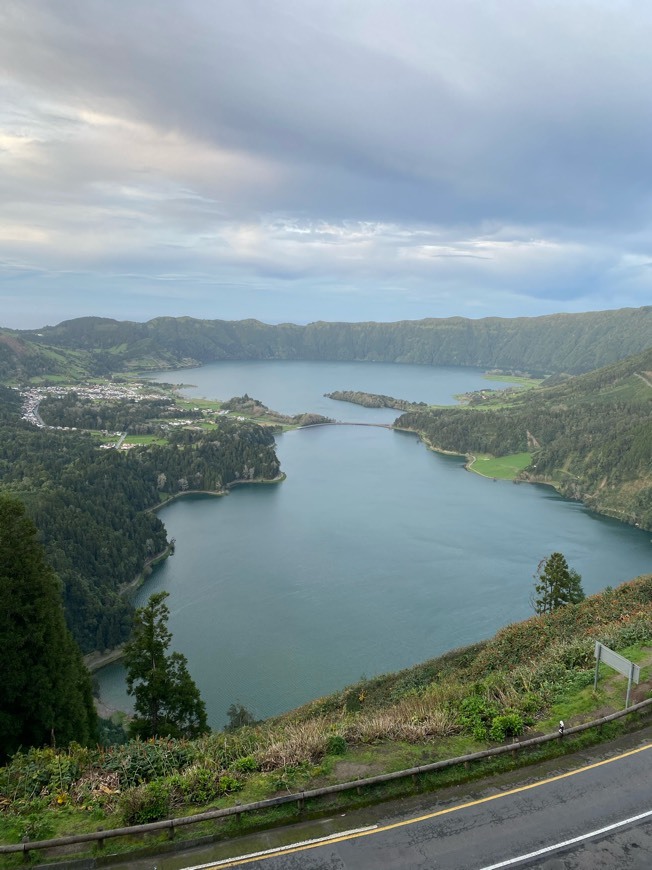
[1,693,650,867]
[2,576,652,866]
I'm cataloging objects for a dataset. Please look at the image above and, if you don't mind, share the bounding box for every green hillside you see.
[3,306,651,381]
[396,348,652,530]
[1,573,651,858]
[0,386,281,652]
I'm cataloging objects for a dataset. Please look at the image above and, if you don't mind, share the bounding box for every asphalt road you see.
[179,742,652,870]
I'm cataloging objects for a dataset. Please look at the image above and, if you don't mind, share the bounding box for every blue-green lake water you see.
[96,361,652,728]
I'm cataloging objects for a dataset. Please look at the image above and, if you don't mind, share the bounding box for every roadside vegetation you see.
[1,573,651,860]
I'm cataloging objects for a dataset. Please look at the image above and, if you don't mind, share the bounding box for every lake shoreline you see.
[395,426,619,524]
[151,473,287,510]
[94,362,651,729]
[86,474,287,679]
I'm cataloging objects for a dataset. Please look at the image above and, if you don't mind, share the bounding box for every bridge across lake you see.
[298,420,393,429]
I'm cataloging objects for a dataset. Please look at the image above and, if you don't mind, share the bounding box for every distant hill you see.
[395,347,652,531]
[2,306,651,381]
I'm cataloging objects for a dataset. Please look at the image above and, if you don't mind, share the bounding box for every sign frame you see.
[594,641,640,708]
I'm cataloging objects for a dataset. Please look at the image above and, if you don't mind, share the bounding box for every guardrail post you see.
[96,827,104,849]
[235,802,242,824]
[21,837,29,863]
[168,821,175,840]
[297,796,304,813]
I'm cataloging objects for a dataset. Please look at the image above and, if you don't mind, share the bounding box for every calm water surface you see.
[97,362,652,727]
[148,359,521,423]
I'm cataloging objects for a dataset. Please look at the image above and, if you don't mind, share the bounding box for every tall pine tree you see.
[532,552,585,615]
[0,495,97,760]
[124,591,208,739]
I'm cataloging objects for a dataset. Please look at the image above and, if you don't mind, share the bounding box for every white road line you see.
[478,807,652,869]
[181,825,379,869]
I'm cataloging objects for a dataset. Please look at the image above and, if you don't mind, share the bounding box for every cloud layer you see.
[1,1,651,327]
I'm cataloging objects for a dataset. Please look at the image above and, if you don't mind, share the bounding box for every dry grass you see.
[345,702,457,744]
[255,719,331,771]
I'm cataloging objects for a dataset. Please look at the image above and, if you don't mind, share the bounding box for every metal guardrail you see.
[3,697,652,860]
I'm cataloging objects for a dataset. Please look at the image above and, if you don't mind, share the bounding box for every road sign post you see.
[594,641,640,708]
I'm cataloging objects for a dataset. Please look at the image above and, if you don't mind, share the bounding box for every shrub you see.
[178,767,221,804]
[218,775,241,794]
[326,735,347,756]
[232,755,258,773]
[489,712,524,742]
[0,746,88,802]
[119,781,170,825]
[102,739,193,788]
[458,695,499,740]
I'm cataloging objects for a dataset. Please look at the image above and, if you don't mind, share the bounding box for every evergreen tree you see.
[225,702,257,732]
[0,495,97,760]
[533,552,585,614]
[124,592,208,739]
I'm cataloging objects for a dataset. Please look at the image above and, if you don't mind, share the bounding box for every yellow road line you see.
[197,742,652,868]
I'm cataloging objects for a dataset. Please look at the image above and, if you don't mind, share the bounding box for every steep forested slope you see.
[0,387,280,651]
[4,306,651,380]
[396,348,652,530]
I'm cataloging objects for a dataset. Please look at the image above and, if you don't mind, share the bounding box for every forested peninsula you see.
[395,347,652,531]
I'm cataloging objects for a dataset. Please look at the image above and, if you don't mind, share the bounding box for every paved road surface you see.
[179,743,652,869]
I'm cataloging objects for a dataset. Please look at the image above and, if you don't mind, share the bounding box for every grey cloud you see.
[1,1,652,325]
[4,0,652,229]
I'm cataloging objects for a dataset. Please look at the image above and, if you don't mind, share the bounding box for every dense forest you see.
[2,306,651,381]
[0,494,97,759]
[396,348,652,530]
[38,393,191,433]
[0,386,280,652]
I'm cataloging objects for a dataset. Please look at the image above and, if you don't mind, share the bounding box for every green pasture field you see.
[469,452,532,479]
[484,374,543,388]
[123,435,166,445]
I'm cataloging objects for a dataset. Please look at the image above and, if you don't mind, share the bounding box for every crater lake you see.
[96,361,652,728]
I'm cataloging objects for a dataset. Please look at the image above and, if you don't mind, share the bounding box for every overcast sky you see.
[1,1,651,328]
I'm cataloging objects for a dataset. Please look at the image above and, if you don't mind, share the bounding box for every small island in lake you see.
[325,390,428,412]
[221,394,333,427]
